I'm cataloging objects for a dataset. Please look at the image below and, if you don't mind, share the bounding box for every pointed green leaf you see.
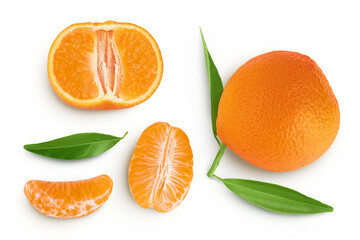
[200,28,223,145]
[24,132,128,160]
[216,177,333,214]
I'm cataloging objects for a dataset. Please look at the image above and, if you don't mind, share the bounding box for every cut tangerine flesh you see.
[128,122,193,213]
[24,174,113,218]
[48,21,163,109]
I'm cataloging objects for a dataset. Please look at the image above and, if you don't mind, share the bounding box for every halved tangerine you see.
[128,122,193,213]
[48,21,163,109]
[24,174,113,218]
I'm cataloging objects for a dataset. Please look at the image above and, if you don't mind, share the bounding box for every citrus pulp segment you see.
[24,174,113,218]
[48,21,163,109]
[128,122,193,213]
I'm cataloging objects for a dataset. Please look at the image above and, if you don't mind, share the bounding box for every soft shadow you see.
[223,149,274,176]
[117,141,138,203]
[222,147,319,178]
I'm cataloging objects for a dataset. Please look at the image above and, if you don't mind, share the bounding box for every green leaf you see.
[24,132,128,160]
[200,28,223,146]
[207,143,227,177]
[215,176,333,214]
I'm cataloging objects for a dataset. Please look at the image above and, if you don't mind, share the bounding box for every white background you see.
[1,0,359,239]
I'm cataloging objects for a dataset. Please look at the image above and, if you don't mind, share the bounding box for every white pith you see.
[149,127,173,205]
[93,30,122,99]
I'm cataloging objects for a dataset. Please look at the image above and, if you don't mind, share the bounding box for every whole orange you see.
[217,51,340,172]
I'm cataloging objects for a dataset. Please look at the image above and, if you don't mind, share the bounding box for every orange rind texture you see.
[217,51,340,172]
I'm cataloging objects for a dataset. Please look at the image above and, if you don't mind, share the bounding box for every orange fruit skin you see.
[128,122,193,213]
[24,174,113,218]
[48,21,163,109]
[217,51,340,172]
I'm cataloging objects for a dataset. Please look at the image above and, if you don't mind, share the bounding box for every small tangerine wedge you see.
[128,122,193,213]
[48,21,163,109]
[24,174,113,218]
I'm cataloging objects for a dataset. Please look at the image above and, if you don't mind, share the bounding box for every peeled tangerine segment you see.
[49,22,163,109]
[24,174,113,218]
[128,122,193,213]
[53,27,99,100]
[114,27,159,100]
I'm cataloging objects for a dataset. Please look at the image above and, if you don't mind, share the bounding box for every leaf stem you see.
[121,131,129,139]
[207,143,227,178]
[214,136,221,146]
[213,174,223,181]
